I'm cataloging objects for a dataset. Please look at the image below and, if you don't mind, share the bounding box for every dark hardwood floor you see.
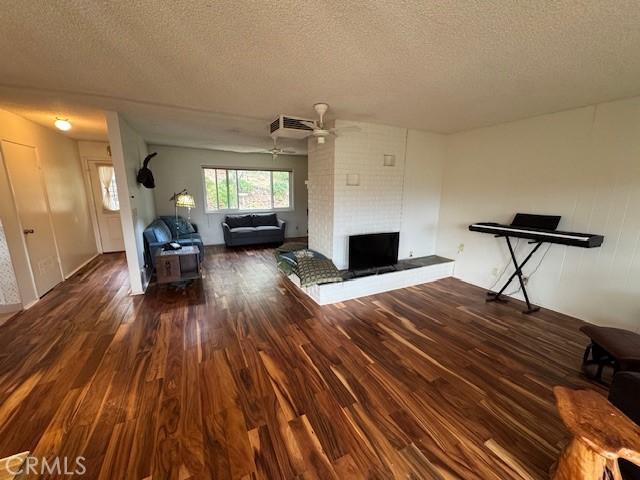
[0,245,603,479]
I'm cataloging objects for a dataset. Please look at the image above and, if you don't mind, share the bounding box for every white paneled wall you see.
[437,97,640,331]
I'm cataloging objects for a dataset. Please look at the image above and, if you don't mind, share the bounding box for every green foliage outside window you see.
[204,167,291,211]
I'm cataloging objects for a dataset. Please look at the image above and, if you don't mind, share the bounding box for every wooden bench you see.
[580,325,640,382]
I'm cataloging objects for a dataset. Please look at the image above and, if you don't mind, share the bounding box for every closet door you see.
[2,141,63,296]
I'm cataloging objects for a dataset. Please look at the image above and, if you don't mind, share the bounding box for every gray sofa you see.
[222,213,286,247]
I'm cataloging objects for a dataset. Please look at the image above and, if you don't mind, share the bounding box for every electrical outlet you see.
[523,276,529,285]
[409,250,414,257]
[457,243,465,253]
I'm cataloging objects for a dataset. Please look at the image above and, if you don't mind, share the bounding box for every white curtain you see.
[98,165,119,211]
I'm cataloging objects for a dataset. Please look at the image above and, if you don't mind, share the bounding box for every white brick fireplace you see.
[308,120,445,270]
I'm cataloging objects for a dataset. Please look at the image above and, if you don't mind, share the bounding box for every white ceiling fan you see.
[301,103,360,144]
[265,136,296,160]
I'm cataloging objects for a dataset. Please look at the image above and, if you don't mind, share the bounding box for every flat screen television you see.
[348,232,399,271]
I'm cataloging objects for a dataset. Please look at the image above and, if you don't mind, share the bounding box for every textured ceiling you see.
[0,86,308,154]
[1,0,639,145]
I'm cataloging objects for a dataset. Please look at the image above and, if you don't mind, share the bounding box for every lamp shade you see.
[175,193,196,208]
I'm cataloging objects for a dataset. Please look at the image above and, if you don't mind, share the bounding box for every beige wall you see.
[0,108,97,306]
[77,140,110,159]
[437,96,640,331]
[149,144,308,245]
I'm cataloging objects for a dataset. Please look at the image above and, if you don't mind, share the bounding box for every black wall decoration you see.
[137,152,157,188]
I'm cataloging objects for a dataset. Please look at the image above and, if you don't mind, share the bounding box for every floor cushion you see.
[296,256,343,287]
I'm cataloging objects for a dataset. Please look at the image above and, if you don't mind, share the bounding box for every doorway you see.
[2,141,64,297]
[87,162,124,252]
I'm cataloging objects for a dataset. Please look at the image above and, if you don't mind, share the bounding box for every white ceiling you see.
[1,0,639,149]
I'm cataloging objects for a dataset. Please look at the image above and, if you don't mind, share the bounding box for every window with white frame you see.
[97,165,120,212]
[203,167,292,212]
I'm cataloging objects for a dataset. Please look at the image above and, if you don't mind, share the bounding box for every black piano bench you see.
[580,324,640,383]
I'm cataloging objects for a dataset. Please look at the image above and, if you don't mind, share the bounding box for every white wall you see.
[437,97,640,331]
[400,130,445,259]
[105,112,156,294]
[149,144,308,245]
[0,108,97,307]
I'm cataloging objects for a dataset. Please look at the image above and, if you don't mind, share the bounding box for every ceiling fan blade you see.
[282,148,296,154]
[300,120,316,129]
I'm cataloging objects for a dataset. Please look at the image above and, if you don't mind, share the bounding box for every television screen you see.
[348,232,399,271]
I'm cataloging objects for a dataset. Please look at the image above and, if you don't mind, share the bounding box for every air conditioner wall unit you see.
[270,115,314,139]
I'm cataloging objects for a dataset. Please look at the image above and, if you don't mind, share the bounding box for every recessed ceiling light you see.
[54,117,72,131]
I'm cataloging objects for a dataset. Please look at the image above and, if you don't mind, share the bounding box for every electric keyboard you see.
[469,222,604,248]
[468,213,604,314]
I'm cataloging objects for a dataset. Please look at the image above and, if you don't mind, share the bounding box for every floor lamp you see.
[170,189,196,221]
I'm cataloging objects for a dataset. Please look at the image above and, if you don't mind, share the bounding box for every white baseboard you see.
[22,299,38,310]
[64,253,100,280]
[0,303,21,314]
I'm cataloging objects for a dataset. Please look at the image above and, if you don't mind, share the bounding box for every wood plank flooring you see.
[0,246,604,479]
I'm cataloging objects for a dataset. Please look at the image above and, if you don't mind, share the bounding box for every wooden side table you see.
[552,386,640,480]
[155,246,201,285]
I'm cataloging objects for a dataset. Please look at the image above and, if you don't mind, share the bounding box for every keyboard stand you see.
[486,235,542,314]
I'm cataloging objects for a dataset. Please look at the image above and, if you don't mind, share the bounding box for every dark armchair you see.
[222,213,286,247]
[143,216,204,268]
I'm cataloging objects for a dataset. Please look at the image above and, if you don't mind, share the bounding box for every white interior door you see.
[2,141,63,297]
[88,162,124,252]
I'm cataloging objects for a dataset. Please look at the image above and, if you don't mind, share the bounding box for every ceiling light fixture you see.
[54,117,72,131]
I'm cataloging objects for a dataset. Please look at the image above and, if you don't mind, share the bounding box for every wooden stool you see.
[553,386,640,480]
